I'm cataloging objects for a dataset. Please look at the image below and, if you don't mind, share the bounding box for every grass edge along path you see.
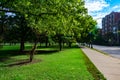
[81,48,106,80]
[0,48,94,80]
[0,44,106,80]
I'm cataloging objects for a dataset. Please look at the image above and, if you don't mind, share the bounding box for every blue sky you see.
[85,0,120,28]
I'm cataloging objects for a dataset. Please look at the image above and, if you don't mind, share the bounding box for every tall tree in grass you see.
[0,0,96,61]
[4,14,33,51]
[74,15,97,43]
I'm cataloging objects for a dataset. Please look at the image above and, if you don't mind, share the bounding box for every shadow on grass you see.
[35,50,59,54]
[0,59,41,67]
[0,49,59,63]
[7,59,41,67]
[0,46,78,67]
[7,59,30,67]
[0,57,10,62]
[0,50,24,62]
[0,49,58,67]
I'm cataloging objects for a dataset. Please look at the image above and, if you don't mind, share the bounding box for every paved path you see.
[81,47,120,80]
[93,45,120,59]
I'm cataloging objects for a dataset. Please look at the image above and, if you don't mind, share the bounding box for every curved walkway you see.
[81,47,120,80]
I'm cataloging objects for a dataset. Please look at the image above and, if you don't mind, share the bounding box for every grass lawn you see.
[0,44,105,80]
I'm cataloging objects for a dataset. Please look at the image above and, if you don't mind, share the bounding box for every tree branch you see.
[0,0,15,7]
[0,9,19,13]
[0,9,57,16]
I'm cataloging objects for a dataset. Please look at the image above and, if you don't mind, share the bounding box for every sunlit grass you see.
[0,44,106,80]
[0,47,95,80]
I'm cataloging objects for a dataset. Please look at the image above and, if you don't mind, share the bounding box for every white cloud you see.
[112,5,120,12]
[85,0,109,13]
[112,5,119,9]
[85,0,110,28]
[85,0,120,28]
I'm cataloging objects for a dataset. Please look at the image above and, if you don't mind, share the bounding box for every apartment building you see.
[102,11,120,44]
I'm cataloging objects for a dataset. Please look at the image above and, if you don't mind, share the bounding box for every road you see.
[93,45,120,59]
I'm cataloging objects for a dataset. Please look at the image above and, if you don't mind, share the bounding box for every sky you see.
[85,0,120,28]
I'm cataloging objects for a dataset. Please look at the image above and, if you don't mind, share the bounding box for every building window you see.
[113,27,117,33]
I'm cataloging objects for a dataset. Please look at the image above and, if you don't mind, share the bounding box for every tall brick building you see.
[102,11,120,44]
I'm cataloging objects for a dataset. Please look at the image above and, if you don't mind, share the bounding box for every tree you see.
[73,15,97,43]
[0,9,6,46]
[0,0,96,61]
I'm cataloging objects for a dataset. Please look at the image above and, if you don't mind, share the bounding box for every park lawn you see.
[0,45,106,80]
[0,46,95,80]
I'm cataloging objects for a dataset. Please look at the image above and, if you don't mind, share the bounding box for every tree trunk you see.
[29,41,37,62]
[20,38,25,52]
[45,41,48,47]
[0,12,4,44]
[68,42,72,48]
[45,36,48,47]
[59,36,62,51]
[90,41,93,48]
[59,42,62,51]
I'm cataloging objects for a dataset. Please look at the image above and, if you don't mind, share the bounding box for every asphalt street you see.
[93,45,120,59]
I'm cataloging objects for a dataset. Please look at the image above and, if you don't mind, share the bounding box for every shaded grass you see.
[0,44,20,50]
[0,47,95,80]
[0,44,106,80]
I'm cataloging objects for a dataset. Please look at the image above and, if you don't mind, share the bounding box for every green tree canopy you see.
[0,0,97,61]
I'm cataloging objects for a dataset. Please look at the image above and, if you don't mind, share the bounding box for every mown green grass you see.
[0,44,20,50]
[0,44,106,80]
[0,44,94,80]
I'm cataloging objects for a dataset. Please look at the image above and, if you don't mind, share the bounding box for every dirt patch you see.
[7,59,41,67]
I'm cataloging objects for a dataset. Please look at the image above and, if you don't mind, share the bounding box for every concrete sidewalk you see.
[81,47,120,80]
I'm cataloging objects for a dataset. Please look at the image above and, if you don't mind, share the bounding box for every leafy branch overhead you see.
[0,0,97,61]
[1,0,97,42]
